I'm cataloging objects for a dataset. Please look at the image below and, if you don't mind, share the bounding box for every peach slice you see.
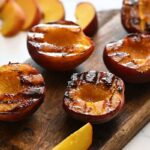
[16,0,42,30]
[63,71,125,123]
[37,0,65,23]
[122,0,150,33]
[75,2,98,36]
[0,0,25,37]
[0,0,7,9]
[27,21,95,71]
[0,63,45,121]
[103,33,150,83]
[52,123,93,150]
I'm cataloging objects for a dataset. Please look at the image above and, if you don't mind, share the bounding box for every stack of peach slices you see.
[0,0,97,37]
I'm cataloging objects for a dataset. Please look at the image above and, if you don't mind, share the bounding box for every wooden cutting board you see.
[0,10,150,150]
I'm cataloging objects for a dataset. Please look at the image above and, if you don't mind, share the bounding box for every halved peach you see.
[0,63,45,122]
[63,71,125,124]
[27,21,95,71]
[37,0,65,23]
[52,123,93,150]
[103,33,150,83]
[0,0,26,36]
[75,2,98,36]
[16,0,42,30]
[121,0,150,33]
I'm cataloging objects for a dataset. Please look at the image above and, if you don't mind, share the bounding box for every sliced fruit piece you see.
[0,63,45,121]
[75,2,98,36]
[27,21,95,71]
[103,33,150,83]
[0,0,7,9]
[0,0,25,37]
[52,123,93,150]
[16,0,42,30]
[63,71,125,124]
[37,0,65,23]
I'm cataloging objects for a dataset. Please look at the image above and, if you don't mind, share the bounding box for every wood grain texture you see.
[0,10,150,150]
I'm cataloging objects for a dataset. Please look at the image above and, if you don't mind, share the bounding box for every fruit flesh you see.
[106,34,150,72]
[76,3,96,29]
[0,72,21,95]
[52,123,93,150]
[37,0,65,23]
[70,83,115,103]
[16,0,41,30]
[28,23,92,55]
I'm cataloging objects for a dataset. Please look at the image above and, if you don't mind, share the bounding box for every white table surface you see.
[0,0,150,149]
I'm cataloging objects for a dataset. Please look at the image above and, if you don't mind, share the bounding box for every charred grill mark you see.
[85,71,97,83]
[101,73,115,87]
[22,86,45,98]
[131,17,140,25]
[9,98,39,112]
[0,99,21,104]
[20,74,45,86]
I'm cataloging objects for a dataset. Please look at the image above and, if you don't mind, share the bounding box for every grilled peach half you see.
[27,21,94,71]
[63,71,125,124]
[103,33,150,83]
[0,63,45,122]
[121,0,150,33]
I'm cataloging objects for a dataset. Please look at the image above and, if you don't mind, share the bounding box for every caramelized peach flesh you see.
[27,21,94,71]
[37,0,65,23]
[63,71,125,124]
[0,63,45,122]
[122,0,150,33]
[104,34,150,83]
[16,0,42,30]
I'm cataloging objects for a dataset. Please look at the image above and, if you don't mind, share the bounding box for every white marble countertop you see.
[0,0,149,149]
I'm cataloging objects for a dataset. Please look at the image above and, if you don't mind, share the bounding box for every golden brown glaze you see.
[27,21,95,71]
[0,63,45,121]
[63,71,124,123]
[122,0,150,33]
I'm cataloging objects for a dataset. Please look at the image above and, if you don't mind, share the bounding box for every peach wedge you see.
[75,2,98,36]
[52,123,93,150]
[16,0,42,30]
[0,0,7,9]
[0,0,25,37]
[37,0,65,23]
